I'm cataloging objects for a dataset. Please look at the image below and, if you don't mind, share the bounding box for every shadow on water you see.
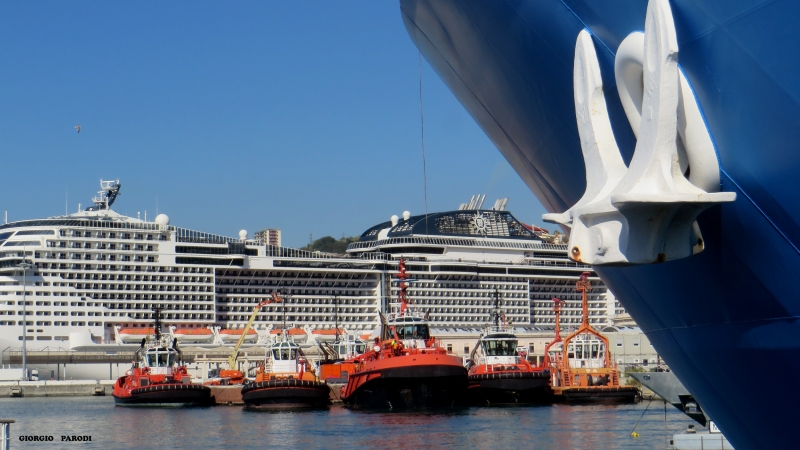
[241,405,330,414]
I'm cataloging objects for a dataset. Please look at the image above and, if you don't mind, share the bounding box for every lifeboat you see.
[113,318,211,407]
[173,328,214,343]
[269,327,307,343]
[241,339,330,409]
[467,292,551,404]
[340,259,468,409]
[219,328,258,344]
[118,327,155,343]
[311,328,345,342]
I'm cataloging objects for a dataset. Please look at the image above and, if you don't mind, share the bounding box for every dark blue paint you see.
[401,1,800,448]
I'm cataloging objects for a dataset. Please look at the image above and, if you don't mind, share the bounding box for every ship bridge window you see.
[482,339,519,356]
[272,342,298,361]
[147,349,177,367]
[394,323,430,340]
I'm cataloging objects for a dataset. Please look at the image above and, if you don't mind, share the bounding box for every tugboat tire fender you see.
[468,371,550,381]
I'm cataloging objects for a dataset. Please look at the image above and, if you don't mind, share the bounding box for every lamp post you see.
[17,258,32,381]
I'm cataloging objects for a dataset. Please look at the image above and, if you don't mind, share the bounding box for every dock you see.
[208,382,345,406]
[0,380,346,404]
[0,381,114,397]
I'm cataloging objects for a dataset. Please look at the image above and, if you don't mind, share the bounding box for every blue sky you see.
[0,2,547,247]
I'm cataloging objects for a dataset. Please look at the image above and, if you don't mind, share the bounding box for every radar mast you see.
[89,179,121,211]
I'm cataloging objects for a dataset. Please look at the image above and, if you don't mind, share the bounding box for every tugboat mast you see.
[152,305,162,341]
[334,294,340,342]
[489,289,505,328]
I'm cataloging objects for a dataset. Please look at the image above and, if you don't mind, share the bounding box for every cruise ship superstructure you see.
[0,182,619,360]
[348,206,617,331]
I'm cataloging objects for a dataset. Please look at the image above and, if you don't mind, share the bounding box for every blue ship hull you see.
[401,1,800,449]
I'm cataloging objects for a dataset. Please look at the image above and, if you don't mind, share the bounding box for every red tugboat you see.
[467,291,551,404]
[543,273,639,402]
[113,308,211,406]
[340,259,468,409]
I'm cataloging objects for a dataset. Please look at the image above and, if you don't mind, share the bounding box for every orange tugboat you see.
[241,337,330,409]
[206,293,283,386]
[467,291,551,404]
[340,259,468,409]
[113,308,211,406]
[543,273,639,402]
[317,336,366,384]
[316,298,368,384]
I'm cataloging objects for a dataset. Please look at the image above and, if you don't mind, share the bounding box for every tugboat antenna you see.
[281,290,287,335]
[152,305,162,341]
[334,294,339,342]
[490,289,504,327]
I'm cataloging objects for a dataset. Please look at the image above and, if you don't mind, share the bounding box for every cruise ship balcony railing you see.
[347,236,567,252]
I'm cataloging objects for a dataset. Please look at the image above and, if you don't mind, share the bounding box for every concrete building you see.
[254,228,281,247]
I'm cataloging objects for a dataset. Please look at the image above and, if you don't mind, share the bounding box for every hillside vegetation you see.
[302,236,360,254]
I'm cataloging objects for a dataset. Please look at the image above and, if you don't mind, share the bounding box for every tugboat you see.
[340,259,468,409]
[241,335,330,409]
[467,291,551,404]
[206,293,282,386]
[317,335,367,383]
[543,273,639,402]
[316,296,367,383]
[113,308,211,406]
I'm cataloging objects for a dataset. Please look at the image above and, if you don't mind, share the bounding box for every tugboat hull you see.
[113,384,211,407]
[343,363,468,409]
[241,379,331,409]
[468,371,552,404]
[555,386,640,403]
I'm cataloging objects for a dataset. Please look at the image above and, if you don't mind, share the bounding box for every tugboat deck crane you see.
[225,292,282,377]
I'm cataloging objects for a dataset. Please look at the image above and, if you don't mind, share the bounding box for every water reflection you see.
[0,397,693,449]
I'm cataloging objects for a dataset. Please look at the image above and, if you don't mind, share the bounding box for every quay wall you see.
[210,383,344,406]
[0,381,345,403]
[0,380,115,397]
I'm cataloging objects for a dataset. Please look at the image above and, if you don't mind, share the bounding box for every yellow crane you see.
[219,292,282,384]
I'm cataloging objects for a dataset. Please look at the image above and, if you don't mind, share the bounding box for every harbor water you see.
[0,397,696,449]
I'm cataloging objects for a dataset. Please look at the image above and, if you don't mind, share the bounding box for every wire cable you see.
[631,397,653,438]
[419,51,429,235]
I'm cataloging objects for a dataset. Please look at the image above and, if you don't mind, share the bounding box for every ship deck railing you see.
[347,236,568,252]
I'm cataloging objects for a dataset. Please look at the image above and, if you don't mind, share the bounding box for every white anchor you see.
[543,0,735,265]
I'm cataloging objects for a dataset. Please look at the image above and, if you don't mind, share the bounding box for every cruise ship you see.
[0,181,619,378]
[348,200,618,331]
[401,0,798,448]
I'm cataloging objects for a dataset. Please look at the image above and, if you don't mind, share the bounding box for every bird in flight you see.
[75,125,81,133]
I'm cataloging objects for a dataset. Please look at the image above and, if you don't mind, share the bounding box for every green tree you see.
[302,235,360,254]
